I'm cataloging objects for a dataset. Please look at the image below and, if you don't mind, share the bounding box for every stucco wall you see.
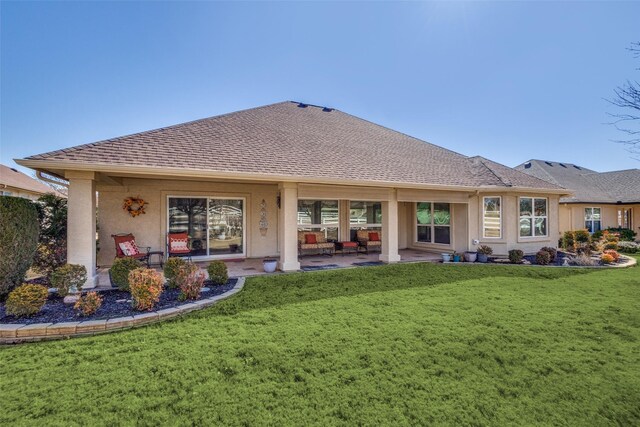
[97,178,279,267]
[559,203,639,238]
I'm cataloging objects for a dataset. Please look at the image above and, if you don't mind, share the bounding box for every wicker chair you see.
[356,230,382,254]
[297,231,335,256]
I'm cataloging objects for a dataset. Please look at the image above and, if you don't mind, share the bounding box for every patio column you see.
[278,182,301,271]
[380,189,401,263]
[65,171,97,289]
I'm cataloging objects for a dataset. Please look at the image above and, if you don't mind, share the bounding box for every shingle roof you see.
[22,101,562,191]
[0,164,64,197]
[516,159,640,203]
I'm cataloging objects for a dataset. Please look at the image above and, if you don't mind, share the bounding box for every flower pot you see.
[441,253,451,263]
[263,259,277,273]
[453,255,461,262]
[464,251,477,263]
[477,253,488,263]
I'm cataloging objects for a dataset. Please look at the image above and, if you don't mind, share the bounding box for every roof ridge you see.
[470,156,513,187]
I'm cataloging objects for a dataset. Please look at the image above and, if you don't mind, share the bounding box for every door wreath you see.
[123,196,147,217]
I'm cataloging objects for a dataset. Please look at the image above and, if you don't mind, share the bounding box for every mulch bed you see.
[0,279,237,325]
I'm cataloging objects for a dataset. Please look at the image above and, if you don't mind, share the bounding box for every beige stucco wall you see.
[559,203,639,238]
[1,186,44,200]
[97,178,280,267]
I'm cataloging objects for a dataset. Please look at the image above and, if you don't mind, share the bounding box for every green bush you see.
[603,241,618,251]
[477,245,493,255]
[110,257,143,291]
[508,249,524,264]
[0,196,39,298]
[605,227,637,242]
[574,229,591,244]
[33,194,67,277]
[207,260,228,286]
[163,257,187,289]
[535,250,551,265]
[50,264,87,297]
[561,231,575,251]
[617,241,639,253]
[5,284,49,317]
[540,247,557,262]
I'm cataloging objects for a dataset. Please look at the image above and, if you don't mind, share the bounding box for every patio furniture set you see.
[297,230,382,257]
[111,232,194,268]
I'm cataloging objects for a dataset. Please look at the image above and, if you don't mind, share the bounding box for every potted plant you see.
[463,251,477,262]
[441,253,451,263]
[452,251,462,262]
[263,258,278,273]
[477,245,493,263]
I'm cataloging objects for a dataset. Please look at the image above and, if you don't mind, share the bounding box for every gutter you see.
[16,158,572,196]
[36,170,69,188]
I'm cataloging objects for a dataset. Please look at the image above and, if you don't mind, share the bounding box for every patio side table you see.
[146,251,165,268]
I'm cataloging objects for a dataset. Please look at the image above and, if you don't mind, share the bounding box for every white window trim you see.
[518,197,548,238]
[415,202,452,245]
[585,207,602,233]
[349,201,382,229]
[167,195,247,260]
[297,199,340,238]
[482,196,502,239]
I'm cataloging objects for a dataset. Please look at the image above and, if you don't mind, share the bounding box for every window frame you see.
[482,196,502,239]
[585,207,602,233]
[297,199,340,241]
[518,197,548,238]
[349,201,382,230]
[415,202,451,245]
[167,195,247,259]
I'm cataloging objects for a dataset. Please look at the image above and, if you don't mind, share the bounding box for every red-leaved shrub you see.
[128,268,163,311]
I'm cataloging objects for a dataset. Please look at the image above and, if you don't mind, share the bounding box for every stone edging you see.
[0,277,245,344]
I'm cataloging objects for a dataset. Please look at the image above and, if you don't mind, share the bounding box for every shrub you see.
[207,261,228,286]
[178,268,206,301]
[110,257,143,291]
[574,229,591,244]
[540,247,557,262]
[617,241,639,254]
[74,291,103,316]
[603,241,618,251]
[605,227,636,242]
[163,257,187,289]
[5,284,48,317]
[591,230,604,241]
[568,254,598,266]
[603,249,620,262]
[50,264,87,297]
[33,194,67,277]
[477,245,493,255]
[0,196,39,298]
[535,250,551,265]
[129,268,164,311]
[601,253,615,264]
[561,231,575,251]
[508,249,524,264]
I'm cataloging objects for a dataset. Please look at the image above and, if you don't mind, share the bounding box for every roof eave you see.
[15,159,569,195]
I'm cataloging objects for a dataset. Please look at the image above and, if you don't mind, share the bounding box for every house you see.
[516,159,640,238]
[0,163,65,200]
[16,101,567,287]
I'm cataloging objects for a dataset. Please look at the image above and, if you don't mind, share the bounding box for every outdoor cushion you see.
[170,238,189,252]
[305,234,317,244]
[341,242,358,248]
[368,232,380,242]
[118,241,140,256]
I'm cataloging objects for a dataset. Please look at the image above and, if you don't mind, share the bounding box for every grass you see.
[1,259,639,425]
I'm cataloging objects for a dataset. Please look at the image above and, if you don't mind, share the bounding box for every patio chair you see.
[167,232,193,261]
[356,230,382,254]
[112,233,152,265]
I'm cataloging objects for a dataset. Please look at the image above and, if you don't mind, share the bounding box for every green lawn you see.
[1,259,639,426]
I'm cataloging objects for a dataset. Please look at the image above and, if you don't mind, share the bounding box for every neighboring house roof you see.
[515,159,640,203]
[18,101,563,192]
[0,164,64,197]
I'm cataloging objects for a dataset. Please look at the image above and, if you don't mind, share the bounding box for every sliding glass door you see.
[168,196,245,258]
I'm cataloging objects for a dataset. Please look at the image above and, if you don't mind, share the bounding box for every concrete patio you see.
[96,249,442,287]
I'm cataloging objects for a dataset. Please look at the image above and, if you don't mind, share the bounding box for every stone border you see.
[0,277,245,344]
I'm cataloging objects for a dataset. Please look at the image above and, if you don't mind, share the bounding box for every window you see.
[349,201,382,240]
[617,208,632,229]
[519,197,547,237]
[482,197,501,238]
[416,202,451,244]
[168,197,244,257]
[297,200,339,241]
[585,207,602,233]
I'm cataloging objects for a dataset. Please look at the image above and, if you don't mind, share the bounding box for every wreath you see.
[123,196,147,217]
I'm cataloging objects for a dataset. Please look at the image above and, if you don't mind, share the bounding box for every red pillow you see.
[305,234,317,244]
[368,232,380,242]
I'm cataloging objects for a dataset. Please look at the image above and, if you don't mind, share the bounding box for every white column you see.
[380,189,401,263]
[278,182,301,271]
[66,171,97,288]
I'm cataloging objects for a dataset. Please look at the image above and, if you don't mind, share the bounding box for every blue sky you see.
[1,1,639,175]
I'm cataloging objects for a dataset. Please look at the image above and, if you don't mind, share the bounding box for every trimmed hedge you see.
[5,284,49,317]
[207,260,228,286]
[0,196,39,298]
[110,257,143,291]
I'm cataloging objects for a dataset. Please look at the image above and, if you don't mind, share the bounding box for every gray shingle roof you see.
[516,159,640,203]
[23,101,562,191]
[0,164,65,197]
